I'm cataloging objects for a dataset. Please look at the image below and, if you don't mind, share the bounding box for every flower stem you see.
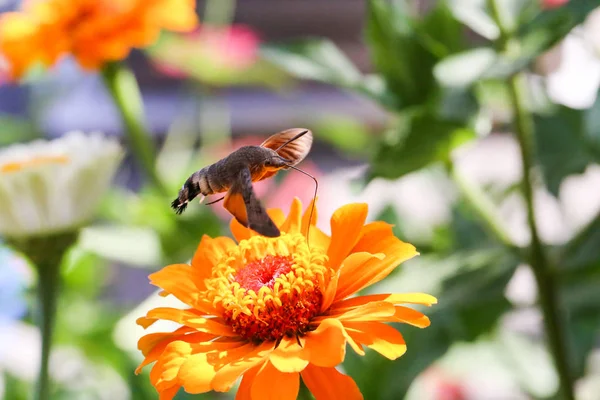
[447,162,516,251]
[8,232,78,400]
[487,1,575,398]
[507,75,575,400]
[101,62,167,195]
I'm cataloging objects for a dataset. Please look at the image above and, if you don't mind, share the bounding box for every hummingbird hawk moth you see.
[171,128,316,238]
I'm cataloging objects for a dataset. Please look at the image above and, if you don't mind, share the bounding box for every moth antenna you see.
[273,130,308,152]
[282,163,318,247]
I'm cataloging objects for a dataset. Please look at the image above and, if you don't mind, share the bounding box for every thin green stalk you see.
[447,162,516,250]
[101,62,167,194]
[486,0,575,397]
[507,76,575,400]
[8,232,78,400]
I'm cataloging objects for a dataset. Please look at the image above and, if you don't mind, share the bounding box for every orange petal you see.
[210,341,274,392]
[301,196,319,232]
[327,203,368,270]
[191,235,236,290]
[138,308,236,336]
[391,306,431,328]
[158,386,180,400]
[316,301,396,323]
[301,364,363,400]
[320,270,339,313]
[149,341,193,391]
[137,326,196,356]
[251,361,300,400]
[235,364,261,400]
[136,329,215,374]
[330,293,438,312]
[350,221,398,255]
[178,352,217,394]
[148,264,202,307]
[343,321,407,360]
[302,318,347,367]
[269,337,309,373]
[333,252,385,302]
[334,241,418,301]
[280,197,303,234]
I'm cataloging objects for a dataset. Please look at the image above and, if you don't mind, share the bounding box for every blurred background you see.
[3,0,600,399]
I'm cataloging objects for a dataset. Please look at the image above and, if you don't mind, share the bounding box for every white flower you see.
[0,131,123,237]
[545,8,600,109]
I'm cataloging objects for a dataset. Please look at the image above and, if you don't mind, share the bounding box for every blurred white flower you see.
[0,131,123,237]
[545,8,600,109]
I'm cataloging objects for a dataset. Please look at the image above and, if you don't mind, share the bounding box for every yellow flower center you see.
[204,233,330,343]
[0,155,69,173]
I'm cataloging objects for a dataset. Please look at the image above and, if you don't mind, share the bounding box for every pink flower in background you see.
[422,367,467,400]
[151,24,260,79]
[542,0,569,8]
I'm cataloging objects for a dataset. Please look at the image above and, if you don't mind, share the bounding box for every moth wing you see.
[224,167,280,237]
[260,128,313,166]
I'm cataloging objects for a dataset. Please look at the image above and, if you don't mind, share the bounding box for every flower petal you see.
[320,270,339,313]
[330,293,438,311]
[327,203,369,270]
[150,341,193,391]
[303,318,347,367]
[191,235,236,290]
[280,197,303,234]
[333,252,385,302]
[210,341,274,392]
[148,264,202,307]
[316,301,396,323]
[138,307,237,336]
[391,306,431,328]
[334,241,418,301]
[301,364,363,400]
[235,365,261,400]
[350,221,398,255]
[269,337,309,373]
[343,321,407,360]
[301,197,331,250]
[178,352,217,393]
[251,361,300,400]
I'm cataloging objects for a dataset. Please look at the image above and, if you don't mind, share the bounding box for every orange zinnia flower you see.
[136,198,437,399]
[0,0,198,79]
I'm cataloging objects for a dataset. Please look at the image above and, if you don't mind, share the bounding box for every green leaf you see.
[0,115,41,146]
[448,0,500,40]
[346,248,517,398]
[368,111,476,180]
[434,47,498,88]
[260,38,362,88]
[488,0,600,78]
[534,105,600,196]
[365,0,439,109]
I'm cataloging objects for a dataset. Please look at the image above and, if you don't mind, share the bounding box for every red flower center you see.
[234,255,293,292]
[223,254,323,343]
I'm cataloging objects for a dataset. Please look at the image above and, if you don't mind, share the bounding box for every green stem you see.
[487,1,575,398]
[447,162,516,250]
[101,62,167,194]
[507,76,575,400]
[8,232,78,400]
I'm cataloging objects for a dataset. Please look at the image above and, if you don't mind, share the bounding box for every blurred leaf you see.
[365,0,438,109]
[417,0,467,57]
[534,105,600,196]
[0,115,40,146]
[487,0,600,78]
[78,226,163,267]
[448,0,500,39]
[434,48,497,88]
[346,248,517,398]
[313,116,373,156]
[260,39,362,88]
[368,111,475,180]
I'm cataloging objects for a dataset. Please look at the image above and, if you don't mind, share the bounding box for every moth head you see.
[264,154,292,171]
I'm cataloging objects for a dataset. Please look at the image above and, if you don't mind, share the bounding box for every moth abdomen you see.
[171,168,212,215]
